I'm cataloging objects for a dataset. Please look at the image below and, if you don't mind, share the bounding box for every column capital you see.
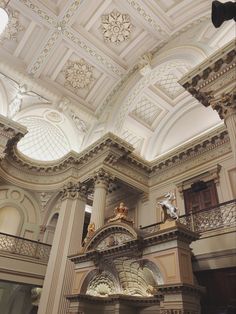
[93,168,114,188]
[60,182,87,201]
[210,90,236,120]
[0,115,27,161]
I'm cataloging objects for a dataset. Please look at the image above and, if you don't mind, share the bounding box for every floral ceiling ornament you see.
[101,9,133,45]
[63,59,94,91]
[0,8,24,41]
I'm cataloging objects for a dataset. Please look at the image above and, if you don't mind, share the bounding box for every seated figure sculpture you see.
[82,222,95,246]
[108,202,133,224]
[158,192,179,222]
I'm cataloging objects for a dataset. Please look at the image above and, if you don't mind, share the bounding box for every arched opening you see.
[44,213,59,245]
[0,206,21,236]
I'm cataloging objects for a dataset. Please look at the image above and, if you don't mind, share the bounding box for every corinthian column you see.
[210,91,236,161]
[90,168,114,230]
[38,182,87,314]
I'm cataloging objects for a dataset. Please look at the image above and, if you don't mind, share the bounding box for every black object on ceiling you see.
[212,1,236,28]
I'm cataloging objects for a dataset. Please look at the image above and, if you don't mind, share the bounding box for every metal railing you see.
[141,199,236,234]
[0,232,51,262]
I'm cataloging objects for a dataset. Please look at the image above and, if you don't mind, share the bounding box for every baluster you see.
[190,210,195,232]
[35,241,39,259]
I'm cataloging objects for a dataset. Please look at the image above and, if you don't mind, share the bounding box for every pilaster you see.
[38,182,87,314]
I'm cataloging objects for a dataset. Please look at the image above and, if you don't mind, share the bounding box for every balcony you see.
[0,233,51,286]
[141,199,236,271]
[141,199,236,234]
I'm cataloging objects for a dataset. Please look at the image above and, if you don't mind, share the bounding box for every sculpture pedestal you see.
[159,219,183,230]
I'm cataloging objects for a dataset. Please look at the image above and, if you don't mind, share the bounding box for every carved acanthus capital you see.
[209,90,236,120]
[93,168,114,188]
[60,182,88,201]
[0,115,27,160]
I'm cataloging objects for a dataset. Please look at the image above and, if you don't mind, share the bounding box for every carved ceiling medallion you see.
[63,59,94,90]
[101,10,133,45]
[0,9,24,41]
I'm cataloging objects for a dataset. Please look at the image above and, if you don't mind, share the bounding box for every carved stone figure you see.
[159,192,179,222]
[82,222,95,246]
[108,202,133,224]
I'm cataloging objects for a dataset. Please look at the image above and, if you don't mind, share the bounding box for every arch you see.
[108,45,207,136]
[82,269,120,297]
[44,212,59,245]
[0,186,41,239]
[0,206,22,235]
[14,106,82,156]
[144,256,168,284]
[83,222,138,252]
[142,259,164,285]
[0,80,8,116]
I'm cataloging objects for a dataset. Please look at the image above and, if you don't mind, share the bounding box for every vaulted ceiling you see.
[0,0,234,161]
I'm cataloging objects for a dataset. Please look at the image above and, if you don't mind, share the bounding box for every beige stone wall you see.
[138,153,235,227]
[0,185,41,240]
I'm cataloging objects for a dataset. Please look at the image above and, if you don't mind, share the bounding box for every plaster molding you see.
[179,40,236,109]
[101,10,133,45]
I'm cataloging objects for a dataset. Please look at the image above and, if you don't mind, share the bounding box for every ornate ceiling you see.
[0,0,234,161]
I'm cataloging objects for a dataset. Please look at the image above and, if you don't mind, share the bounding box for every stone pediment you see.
[82,222,140,253]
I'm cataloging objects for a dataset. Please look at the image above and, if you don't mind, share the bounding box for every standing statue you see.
[158,192,179,222]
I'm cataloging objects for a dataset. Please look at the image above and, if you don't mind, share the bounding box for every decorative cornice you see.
[0,122,231,189]
[6,132,134,173]
[70,223,198,264]
[179,40,236,108]
[60,181,88,201]
[158,283,204,297]
[66,293,162,306]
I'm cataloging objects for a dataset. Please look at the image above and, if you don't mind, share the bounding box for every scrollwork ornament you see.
[60,181,87,201]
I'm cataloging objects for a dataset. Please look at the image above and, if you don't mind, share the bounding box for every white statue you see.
[159,192,179,221]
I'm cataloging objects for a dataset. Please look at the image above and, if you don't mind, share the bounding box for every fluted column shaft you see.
[211,91,236,161]
[38,183,87,314]
[90,168,113,230]
[225,112,236,161]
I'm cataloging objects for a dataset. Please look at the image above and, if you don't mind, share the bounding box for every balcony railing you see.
[0,232,51,262]
[141,199,236,234]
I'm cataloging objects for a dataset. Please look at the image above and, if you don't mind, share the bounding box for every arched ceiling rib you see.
[0,0,234,161]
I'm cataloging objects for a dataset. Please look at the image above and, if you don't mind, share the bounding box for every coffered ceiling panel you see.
[0,0,234,162]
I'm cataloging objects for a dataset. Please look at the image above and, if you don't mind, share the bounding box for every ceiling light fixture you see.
[0,0,10,35]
